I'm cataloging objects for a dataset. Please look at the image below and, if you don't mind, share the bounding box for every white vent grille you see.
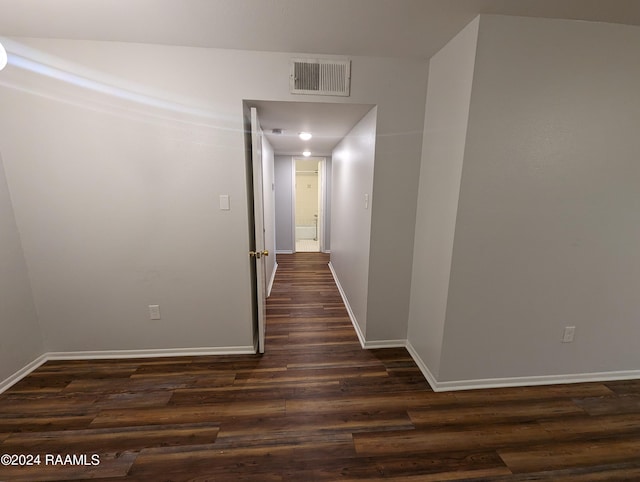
[290,59,351,96]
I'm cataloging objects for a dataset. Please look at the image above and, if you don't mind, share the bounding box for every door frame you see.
[292,156,326,253]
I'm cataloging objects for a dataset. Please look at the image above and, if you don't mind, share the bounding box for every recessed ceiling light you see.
[299,132,312,141]
[303,150,311,157]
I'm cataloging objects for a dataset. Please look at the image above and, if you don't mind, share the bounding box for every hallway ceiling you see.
[248,101,374,156]
[1,0,640,60]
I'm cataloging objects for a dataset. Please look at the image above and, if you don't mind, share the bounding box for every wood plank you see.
[0,394,100,415]
[128,436,355,480]
[306,467,512,482]
[604,379,640,396]
[0,451,136,481]
[286,391,456,415]
[215,411,415,440]
[281,451,511,481]
[90,400,286,427]
[477,462,640,481]
[0,414,97,433]
[539,412,640,438]
[1,422,219,452]
[452,383,615,403]
[233,365,387,384]
[498,437,640,473]
[409,399,585,426]
[353,423,551,456]
[573,394,640,416]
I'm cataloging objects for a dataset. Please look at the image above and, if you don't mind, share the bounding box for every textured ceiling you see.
[3,0,639,156]
[1,0,640,60]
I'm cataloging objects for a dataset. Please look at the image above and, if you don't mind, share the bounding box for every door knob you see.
[249,250,269,259]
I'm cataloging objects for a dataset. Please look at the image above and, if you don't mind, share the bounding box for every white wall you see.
[419,15,640,385]
[407,18,479,377]
[0,37,428,358]
[274,155,294,253]
[0,153,43,384]
[330,107,377,335]
[365,61,429,342]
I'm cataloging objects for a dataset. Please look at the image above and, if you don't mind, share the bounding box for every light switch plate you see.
[562,326,575,343]
[149,305,161,320]
[219,194,230,210]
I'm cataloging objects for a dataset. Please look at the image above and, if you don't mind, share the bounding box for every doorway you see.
[294,157,324,252]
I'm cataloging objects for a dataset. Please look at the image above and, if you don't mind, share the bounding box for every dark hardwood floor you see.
[1,252,640,480]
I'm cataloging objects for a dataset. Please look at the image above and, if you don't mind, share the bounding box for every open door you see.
[249,107,268,354]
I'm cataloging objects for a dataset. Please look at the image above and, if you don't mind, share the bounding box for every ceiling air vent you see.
[290,58,351,97]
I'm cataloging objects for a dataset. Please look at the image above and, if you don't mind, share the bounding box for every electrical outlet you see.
[149,305,161,320]
[562,326,575,343]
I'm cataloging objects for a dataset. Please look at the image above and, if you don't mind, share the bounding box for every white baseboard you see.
[405,339,640,392]
[405,340,440,390]
[430,368,640,392]
[0,346,256,394]
[364,339,407,349]
[5,342,639,396]
[328,261,366,349]
[267,261,278,297]
[46,346,256,361]
[275,250,294,254]
[0,354,48,394]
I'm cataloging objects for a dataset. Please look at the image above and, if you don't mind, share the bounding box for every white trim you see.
[267,261,278,297]
[0,346,255,394]
[276,250,294,254]
[5,344,640,395]
[293,156,326,254]
[290,156,296,251]
[431,369,640,392]
[405,339,640,392]
[405,340,439,390]
[322,249,331,254]
[318,157,326,253]
[364,339,406,349]
[0,354,48,394]
[328,261,366,349]
[46,346,255,361]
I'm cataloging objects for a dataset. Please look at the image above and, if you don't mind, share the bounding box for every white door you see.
[250,107,268,354]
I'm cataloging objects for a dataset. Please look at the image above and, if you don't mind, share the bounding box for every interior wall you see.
[0,153,43,384]
[274,155,294,253]
[364,60,429,342]
[330,107,377,335]
[0,37,428,356]
[440,15,640,382]
[407,17,479,377]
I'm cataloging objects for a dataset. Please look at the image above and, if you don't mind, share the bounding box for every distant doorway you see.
[294,158,324,252]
